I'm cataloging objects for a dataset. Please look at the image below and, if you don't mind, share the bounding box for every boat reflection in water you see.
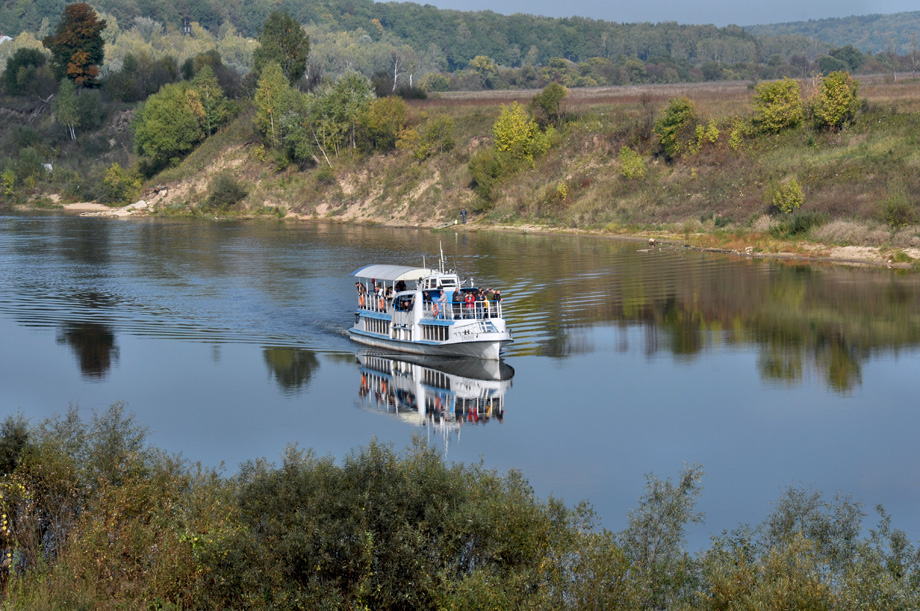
[356,352,514,439]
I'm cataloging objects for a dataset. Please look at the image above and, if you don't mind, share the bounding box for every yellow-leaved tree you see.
[753,78,804,134]
[492,101,550,164]
[812,71,860,131]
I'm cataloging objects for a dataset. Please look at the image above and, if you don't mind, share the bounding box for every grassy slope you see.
[97,77,920,262]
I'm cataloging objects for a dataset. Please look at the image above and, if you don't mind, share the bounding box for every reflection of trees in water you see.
[263,347,320,393]
[56,322,119,379]
[495,240,920,393]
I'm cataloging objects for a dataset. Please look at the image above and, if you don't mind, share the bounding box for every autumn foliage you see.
[42,3,107,87]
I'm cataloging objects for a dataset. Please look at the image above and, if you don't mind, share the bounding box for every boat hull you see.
[349,328,508,360]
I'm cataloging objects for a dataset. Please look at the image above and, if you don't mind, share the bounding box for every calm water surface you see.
[2,212,920,547]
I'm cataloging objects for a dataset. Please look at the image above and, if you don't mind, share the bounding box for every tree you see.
[313,72,375,153]
[360,96,407,152]
[191,65,231,136]
[492,101,549,164]
[2,48,55,97]
[132,82,205,169]
[812,71,860,131]
[618,465,704,609]
[654,97,697,160]
[254,62,294,150]
[52,78,80,141]
[829,45,865,71]
[469,55,498,88]
[42,3,107,87]
[253,11,310,85]
[530,82,568,128]
[752,78,804,134]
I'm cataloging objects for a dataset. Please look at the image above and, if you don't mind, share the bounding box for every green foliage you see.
[468,148,515,202]
[1,48,55,97]
[753,77,804,134]
[617,464,704,609]
[203,171,248,210]
[493,102,550,164]
[812,71,860,131]
[0,414,29,476]
[104,52,181,103]
[1,168,15,198]
[829,44,866,71]
[15,147,45,186]
[42,3,107,86]
[770,211,829,237]
[469,55,498,88]
[882,191,916,228]
[100,163,141,205]
[132,82,206,171]
[817,55,849,74]
[654,97,697,160]
[768,177,805,214]
[619,146,646,179]
[5,404,920,609]
[410,114,456,160]
[419,72,450,92]
[191,65,231,136]
[253,11,310,85]
[52,78,79,141]
[253,62,294,150]
[360,96,407,152]
[530,82,568,128]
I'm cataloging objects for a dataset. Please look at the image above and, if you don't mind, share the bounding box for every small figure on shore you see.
[461,208,467,224]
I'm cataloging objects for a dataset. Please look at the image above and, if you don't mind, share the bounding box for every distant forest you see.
[745,12,920,55]
[2,0,919,92]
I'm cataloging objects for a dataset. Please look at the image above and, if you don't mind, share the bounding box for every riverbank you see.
[53,200,919,270]
[12,75,920,273]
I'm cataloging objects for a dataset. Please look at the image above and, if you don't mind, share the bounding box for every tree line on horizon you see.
[4,0,920,94]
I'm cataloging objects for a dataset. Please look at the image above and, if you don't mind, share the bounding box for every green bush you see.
[812,71,860,131]
[100,163,141,205]
[770,211,828,237]
[654,97,697,160]
[468,148,517,202]
[752,78,804,134]
[4,406,920,609]
[882,192,916,229]
[619,146,647,179]
[767,178,804,215]
[204,171,247,210]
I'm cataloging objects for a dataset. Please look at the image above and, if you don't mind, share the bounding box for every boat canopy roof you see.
[351,264,436,283]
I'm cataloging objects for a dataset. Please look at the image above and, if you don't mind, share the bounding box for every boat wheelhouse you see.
[348,260,512,360]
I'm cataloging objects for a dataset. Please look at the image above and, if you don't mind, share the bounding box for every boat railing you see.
[356,296,503,320]
[421,299,503,321]
[358,294,391,313]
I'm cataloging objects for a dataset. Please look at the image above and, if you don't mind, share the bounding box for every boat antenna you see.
[439,241,445,273]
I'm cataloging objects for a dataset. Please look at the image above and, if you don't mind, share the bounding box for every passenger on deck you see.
[453,291,462,318]
[438,290,448,319]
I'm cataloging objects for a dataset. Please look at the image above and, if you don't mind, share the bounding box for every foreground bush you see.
[1,406,919,609]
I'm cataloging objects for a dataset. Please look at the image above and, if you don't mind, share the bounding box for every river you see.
[2,212,920,548]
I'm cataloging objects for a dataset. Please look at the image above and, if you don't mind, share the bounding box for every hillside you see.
[12,75,919,269]
[745,11,920,55]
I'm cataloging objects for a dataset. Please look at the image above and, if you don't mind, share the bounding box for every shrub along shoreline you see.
[1,404,919,609]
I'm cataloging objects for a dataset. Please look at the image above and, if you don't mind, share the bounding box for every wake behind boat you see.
[348,256,512,360]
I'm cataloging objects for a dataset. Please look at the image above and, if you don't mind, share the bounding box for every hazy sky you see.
[401,0,917,27]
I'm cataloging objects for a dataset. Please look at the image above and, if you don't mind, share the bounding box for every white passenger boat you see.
[348,257,513,360]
